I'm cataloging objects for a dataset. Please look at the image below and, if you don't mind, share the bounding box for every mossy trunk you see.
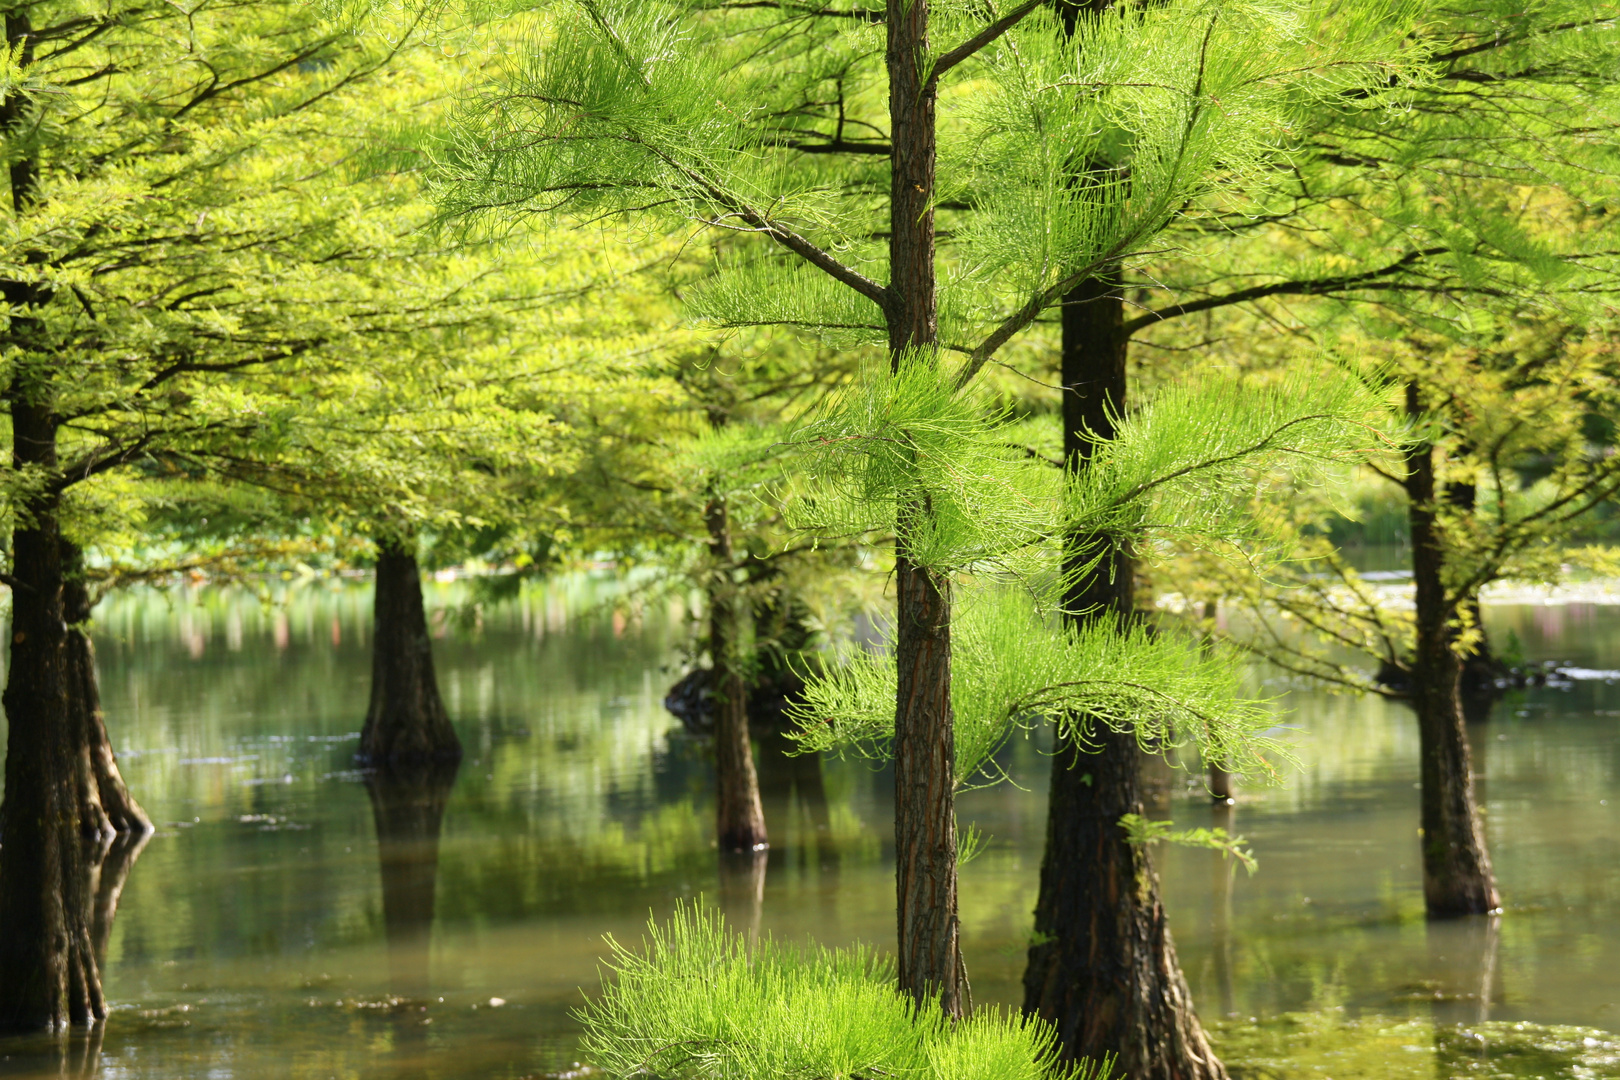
[1022,273,1226,1079]
[0,401,104,1033]
[705,496,768,853]
[1403,387,1499,918]
[62,544,150,837]
[359,538,460,766]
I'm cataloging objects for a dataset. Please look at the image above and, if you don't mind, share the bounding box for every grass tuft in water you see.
[577,903,1107,1080]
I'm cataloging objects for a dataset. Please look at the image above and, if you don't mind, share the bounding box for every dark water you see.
[0,576,1618,1078]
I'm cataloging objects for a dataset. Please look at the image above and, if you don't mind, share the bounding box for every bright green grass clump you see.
[578,905,1107,1080]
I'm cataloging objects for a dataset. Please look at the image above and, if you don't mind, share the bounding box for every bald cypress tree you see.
[440,0,1418,1021]
[1122,0,1620,923]
[0,0,547,1030]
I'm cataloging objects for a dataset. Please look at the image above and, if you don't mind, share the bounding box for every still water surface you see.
[1,577,1618,1079]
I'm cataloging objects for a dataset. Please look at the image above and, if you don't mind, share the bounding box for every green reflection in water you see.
[1215,1014,1620,1079]
[0,580,1617,1079]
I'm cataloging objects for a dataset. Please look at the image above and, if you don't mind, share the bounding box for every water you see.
[0,576,1617,1078]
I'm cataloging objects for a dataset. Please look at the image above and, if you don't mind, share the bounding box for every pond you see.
[0,575,1617,1079]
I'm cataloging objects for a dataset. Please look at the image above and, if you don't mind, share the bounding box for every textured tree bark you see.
[705,495,769,852]
[1403,386,1500,918]
[365,760,458,1000]
[62,543,151,837]
[0,401,105,1033]
[359,538,461,766]
[885,0,966,1018]
[1021,273,1227,1079]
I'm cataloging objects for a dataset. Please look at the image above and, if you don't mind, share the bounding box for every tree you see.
[438,0,1413,1020]
[999,3,1620,981]
[0,0,553,1029]
[1174,321,1620,916]
[541,329,860,853]
[1022,269,1225,1077]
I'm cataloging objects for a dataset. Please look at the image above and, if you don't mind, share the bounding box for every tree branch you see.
[1120,246,1451,335]
[931,0,1044,83]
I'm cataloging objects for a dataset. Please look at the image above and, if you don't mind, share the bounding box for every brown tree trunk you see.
[365,760,458,1000]
[1443,474,1498,698]
[62,543,151,837]
[1022,273,1226,1079]
[1201,601,1233,802]
[885,0,966,1018]
[359,537,461,766]
[1403,386,1500,918]
[0,8,110,1034]
[705,495,768,852]
[0,400,105,1032]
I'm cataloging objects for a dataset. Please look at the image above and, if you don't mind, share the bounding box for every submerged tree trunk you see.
[705,495,768,852]
[359,537,460,766]
[1022,273,1226,1079]
[1404,387,1500,918]
[0,401,104,1032]
[886,0,964,1017]
[62,543,151,837]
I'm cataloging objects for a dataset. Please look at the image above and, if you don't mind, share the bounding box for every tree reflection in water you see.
[756,729,836,872]
[8,829,149,1079]
[1430,914,1502,1077]
[366,761,459,1002]
[1209,800,1237,1021]
[364,759,458,1079]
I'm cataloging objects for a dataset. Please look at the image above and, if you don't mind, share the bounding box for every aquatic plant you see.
[578,904,1109,1080]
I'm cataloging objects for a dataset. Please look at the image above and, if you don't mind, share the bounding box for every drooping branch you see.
[640,142,889,304]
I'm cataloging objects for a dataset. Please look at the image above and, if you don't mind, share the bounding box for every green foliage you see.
[1066,364,1396,557]
[579,903,1110,1080]
[436,0,1423,363]
[771,356,1391,576]
[778,358,1058,575]
[1119,813,1257,874]
[0,0,666,581]
[1167,323,1620,689]
[791,586,1290,789]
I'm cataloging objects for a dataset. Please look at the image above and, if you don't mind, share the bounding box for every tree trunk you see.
[1022,273,1226,1079]
[1201,602,1233,802]
[1403,386,1500,918]
[885,0,965,1018]
[365,760,458,1000]
[359,537,461,766]
[1442,474,1499,698]
[62,543,151,837]
[0,401,105,1033]
[705,495,768,852]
